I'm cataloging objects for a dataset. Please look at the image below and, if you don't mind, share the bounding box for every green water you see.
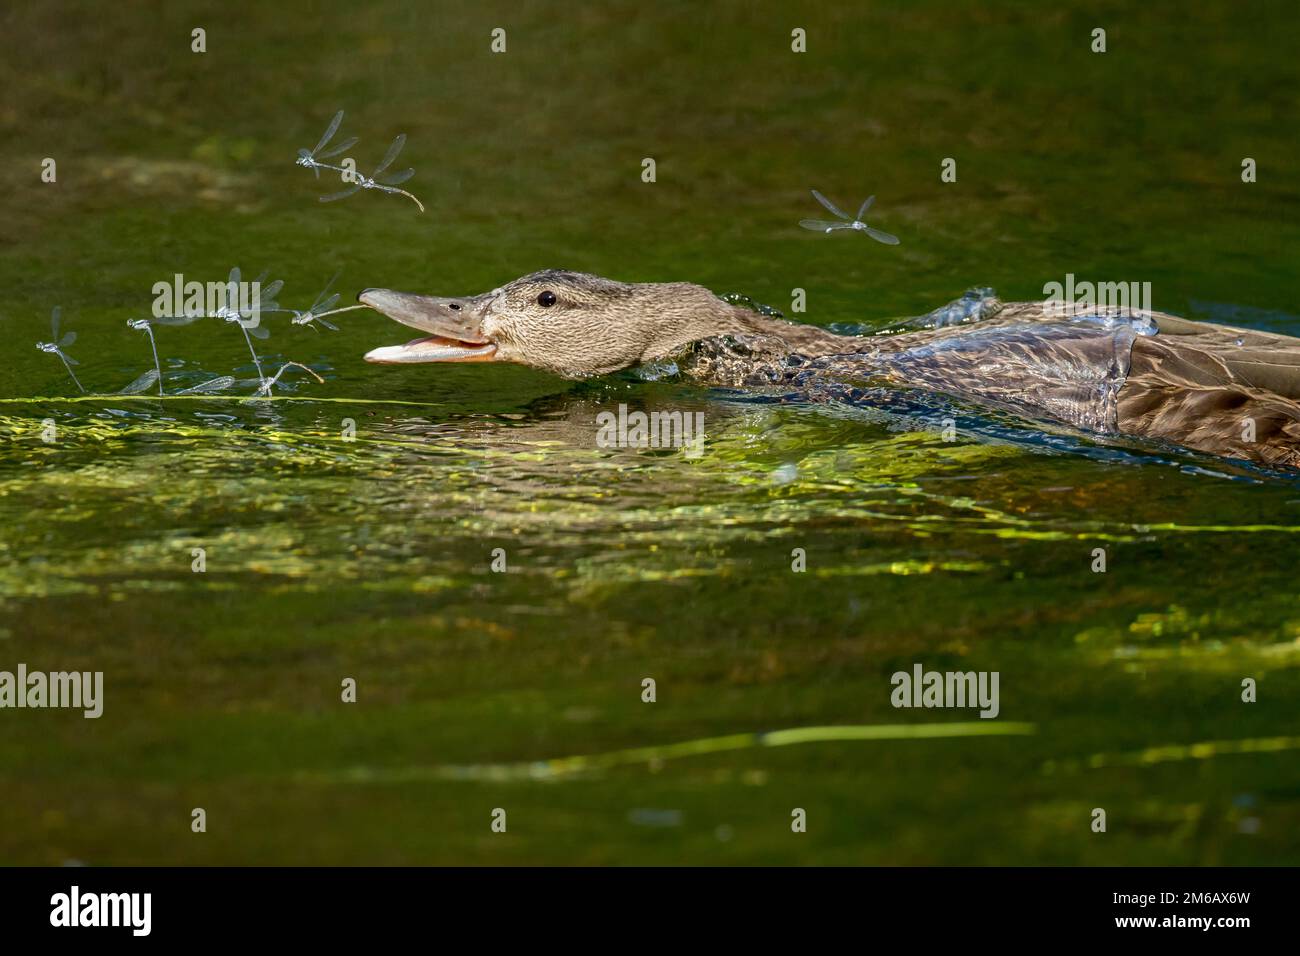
[1,1,1298,864]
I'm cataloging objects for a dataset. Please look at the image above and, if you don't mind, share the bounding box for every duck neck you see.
[644,288,862,364]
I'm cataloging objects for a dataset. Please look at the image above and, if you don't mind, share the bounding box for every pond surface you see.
[1,2,1298,863]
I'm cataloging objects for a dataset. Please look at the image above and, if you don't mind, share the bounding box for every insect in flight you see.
[36,306,85,393]
[289,272,367,331]
[220,267,283,385]
[799,190,900,245]
[320,134,425,213]
[295,110,359,180]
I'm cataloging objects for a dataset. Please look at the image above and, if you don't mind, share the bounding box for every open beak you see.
[360,288,499,364]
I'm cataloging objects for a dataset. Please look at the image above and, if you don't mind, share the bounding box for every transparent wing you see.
[59,331,77,348]
[61,351,79,366]
[320,184,361,202]
[179,375,236,395]
[50,306,61,338]
[811,189,850,220]
[800,219,848,233]
[151,314,203,327]
[378,168,415,186]
[310,272,341,312]
[372,134,406,176]
[312,110,345,157]
[318,135,358,160]
[856,195,876,220]
[228,266,241,287]
[864,225,900,245]
[119,369,160,394]
[245,323,271,340]
[240,285,279,316]
[318,318,339,331]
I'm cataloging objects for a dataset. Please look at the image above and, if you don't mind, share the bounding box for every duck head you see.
[361,269,805,379]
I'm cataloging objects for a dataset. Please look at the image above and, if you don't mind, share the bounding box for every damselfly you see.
[252,361,325,398]
[149,266,282,326]
[209,266,281,385]
[799,190,899,245]
[289,272,368,331]
[126,318,165,395]
[36,307,85,393]
[295,110,359,180]
[320,134,425,213]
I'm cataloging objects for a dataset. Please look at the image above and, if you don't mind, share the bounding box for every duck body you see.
[360,271,1300,471]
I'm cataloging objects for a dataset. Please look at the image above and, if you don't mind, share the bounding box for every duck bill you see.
[360,288,499,364]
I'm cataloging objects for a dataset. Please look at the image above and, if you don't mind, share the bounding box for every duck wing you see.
[1118,319,1300,470]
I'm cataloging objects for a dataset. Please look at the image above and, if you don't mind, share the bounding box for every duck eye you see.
[537,291,557,307]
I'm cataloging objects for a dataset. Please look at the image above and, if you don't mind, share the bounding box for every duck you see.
[359,270,1300,471]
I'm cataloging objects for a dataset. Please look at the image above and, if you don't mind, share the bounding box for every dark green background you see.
[0,1,1297,863]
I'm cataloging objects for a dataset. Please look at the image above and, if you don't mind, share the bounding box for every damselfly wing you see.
[862,224,900,245]
[811,189,852,221]
[372,134,406,178]
[312,111,344,158]
[49,306,77,350]
[177,376,236,395]
[119,369,160,395]
[320,181,362,203]
[317,136,358,160]
[378,167,415,187]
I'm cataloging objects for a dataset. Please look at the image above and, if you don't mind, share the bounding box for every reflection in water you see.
[2,385,1298,607]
